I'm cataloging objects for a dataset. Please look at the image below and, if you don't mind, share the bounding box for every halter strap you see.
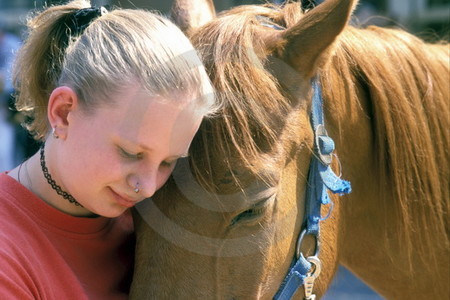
[274,79,351,300]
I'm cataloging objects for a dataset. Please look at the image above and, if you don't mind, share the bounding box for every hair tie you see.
[66,6,108,38]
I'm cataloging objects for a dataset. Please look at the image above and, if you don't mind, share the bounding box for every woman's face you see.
[55,85,204,217]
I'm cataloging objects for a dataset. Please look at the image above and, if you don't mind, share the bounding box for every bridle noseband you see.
[273,79,352,300]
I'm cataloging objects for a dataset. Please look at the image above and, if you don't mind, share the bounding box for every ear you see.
[47,86,79,139]
[170,0,216,35]
[272,0,358,79]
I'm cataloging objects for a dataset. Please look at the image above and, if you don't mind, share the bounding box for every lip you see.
[110,188,138,208]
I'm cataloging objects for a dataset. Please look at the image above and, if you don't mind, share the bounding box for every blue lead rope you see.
[274,79,351,300]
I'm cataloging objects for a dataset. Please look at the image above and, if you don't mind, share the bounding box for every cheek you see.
[65,139,117,183]
[156,166,176,190]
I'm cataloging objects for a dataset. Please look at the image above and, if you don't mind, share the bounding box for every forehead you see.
[95,84,200,120]
[85,85,203,149]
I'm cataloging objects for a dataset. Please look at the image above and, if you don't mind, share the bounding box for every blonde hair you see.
[13,0,217,141]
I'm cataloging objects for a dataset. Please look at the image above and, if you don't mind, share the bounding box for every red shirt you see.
[0,173,135,299]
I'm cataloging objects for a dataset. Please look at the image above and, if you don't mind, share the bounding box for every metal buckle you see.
[303,256,322,300]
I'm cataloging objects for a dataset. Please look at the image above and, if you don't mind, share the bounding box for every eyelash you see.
[231,204,267,226]
[161,160,176,167]
[118,147,176,167]
[119,147,142,160]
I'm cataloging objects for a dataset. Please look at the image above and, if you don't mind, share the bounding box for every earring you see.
[134,182,140,194]
[52,127,59,139]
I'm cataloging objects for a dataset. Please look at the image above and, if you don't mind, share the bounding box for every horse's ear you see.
[274,0,358,79]
[171,0,216,35]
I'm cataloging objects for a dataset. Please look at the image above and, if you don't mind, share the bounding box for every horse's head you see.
[131,1,357,298]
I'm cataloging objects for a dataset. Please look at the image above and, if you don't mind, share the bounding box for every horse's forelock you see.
[189,4,305,184]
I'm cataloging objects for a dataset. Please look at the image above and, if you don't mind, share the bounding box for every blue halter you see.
[273,79,351,300]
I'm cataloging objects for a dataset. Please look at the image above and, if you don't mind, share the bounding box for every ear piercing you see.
[134,182,140,193]
[52,127,59,139]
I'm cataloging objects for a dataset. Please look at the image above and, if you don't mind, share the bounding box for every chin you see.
[89,206,128,218]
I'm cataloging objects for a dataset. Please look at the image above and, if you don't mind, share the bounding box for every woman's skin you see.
[8,84,203,218]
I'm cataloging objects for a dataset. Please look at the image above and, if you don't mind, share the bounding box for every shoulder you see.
[0,183,46,276]
[0,178,89,299]
[0,173,52,281]
[0,173,38,234]
[0,176,32,240]
[0,226,42,299]
[0,173,29,203]
[0,259,36,299]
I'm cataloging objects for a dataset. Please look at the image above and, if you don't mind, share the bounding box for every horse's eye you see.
[231,200,271,226]
[231,207,264,225]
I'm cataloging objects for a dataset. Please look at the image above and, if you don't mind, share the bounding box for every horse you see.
[130,0,449,299]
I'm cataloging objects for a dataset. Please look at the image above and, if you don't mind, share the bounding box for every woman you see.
[0,0,218,299]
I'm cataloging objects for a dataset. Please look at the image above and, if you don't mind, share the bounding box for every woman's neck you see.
[7,151,94,217]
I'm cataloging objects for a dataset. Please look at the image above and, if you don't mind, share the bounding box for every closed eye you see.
[161,160,177,168]
[231,197,273,226]
[118,147,143,160]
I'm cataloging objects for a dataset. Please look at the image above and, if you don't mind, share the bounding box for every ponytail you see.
[13,0,91,140]
[13,0,217,142]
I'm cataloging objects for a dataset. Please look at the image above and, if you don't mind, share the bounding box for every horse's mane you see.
[322,25,449,267]
[188,2,449,266]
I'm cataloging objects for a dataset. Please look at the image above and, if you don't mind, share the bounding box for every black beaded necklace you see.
[40,146,83,207]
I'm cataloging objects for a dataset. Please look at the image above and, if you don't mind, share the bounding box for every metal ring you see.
[52,127,59,139]
[295,228,320,260]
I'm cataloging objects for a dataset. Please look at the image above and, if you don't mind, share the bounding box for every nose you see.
[129,164,170,199]
[135,173,158,199]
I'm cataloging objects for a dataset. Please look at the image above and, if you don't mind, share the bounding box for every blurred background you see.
[0,1,448,298]
[1,0,449,35]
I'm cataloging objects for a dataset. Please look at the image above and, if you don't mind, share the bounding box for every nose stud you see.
[134,183,140,194]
